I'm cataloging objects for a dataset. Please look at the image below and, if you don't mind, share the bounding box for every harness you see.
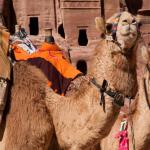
[91,78,132,109]
[91,36,135,110]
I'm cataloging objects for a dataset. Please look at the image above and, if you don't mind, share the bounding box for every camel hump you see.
[13,61,48,88]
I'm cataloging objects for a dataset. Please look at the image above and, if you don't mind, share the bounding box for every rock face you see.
[12,0,101,46]
[137,11,150,48]
[60,0,100,46]
[12,0,59,35]
[2,0,150,73]
[12,0,150,44]
[2,0,17,34]
[138,10,150,48]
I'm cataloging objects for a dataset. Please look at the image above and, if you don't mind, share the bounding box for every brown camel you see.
[0,11,139,149]
[100,45,150,150]
[44,11,139,149]
[0,62,54,150]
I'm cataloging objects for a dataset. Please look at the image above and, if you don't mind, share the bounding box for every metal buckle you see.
[114,92,124,106]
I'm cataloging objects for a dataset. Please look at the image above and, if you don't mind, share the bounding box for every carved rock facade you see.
[2,0,150,74]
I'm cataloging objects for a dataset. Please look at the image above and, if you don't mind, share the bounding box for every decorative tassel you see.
[115,119,129,150]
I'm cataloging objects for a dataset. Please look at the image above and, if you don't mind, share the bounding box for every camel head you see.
[94,12,140,99]
[96,12,140,55]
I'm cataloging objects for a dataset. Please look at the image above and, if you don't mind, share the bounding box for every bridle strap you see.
[91,78,132,108]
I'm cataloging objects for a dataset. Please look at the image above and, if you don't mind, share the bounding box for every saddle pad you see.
[12,42,81,95]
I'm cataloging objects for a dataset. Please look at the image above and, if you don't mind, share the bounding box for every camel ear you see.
[141,45,150,64]
[95,17,105,34]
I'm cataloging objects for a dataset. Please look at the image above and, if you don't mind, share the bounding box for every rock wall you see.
[12,0,60,35]
[2,0,150,73]
[61,0,101,46]
[137,0,150,47]
[2,0,17,34]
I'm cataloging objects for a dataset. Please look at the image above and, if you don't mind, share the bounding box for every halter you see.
[91,78,133,112]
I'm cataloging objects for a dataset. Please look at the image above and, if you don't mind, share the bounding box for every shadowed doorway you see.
[29,17,39,35]
[58,23,65,38]
[78,29,88,46]
[77,60,87,75]
[2,0,17,34]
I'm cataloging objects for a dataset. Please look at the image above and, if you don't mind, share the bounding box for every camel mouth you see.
[121,32,130,36]
[116,31,137,52]
[121,31,137,37]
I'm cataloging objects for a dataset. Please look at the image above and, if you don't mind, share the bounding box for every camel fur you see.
[0,11,139,150]
[100,45,150,150]
[0,61,54,150]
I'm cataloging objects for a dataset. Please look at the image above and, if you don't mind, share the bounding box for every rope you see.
[128,98,136,150]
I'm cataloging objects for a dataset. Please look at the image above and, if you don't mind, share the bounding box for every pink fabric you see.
[115,130,129,150]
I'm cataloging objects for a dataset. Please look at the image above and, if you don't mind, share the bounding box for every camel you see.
[100,45,150,150]
[44,11,139,149]
[0,11,139,149]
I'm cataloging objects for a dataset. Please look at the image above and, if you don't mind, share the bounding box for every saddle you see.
[11,28,81,96]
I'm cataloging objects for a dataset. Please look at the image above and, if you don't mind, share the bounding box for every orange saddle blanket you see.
[12,42,81,95]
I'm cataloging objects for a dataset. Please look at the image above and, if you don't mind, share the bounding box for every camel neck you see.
[91,40,137,98]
